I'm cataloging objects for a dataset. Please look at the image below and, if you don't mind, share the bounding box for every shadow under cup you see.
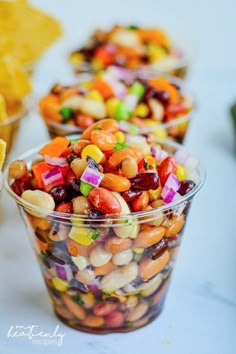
[4,141,204,334]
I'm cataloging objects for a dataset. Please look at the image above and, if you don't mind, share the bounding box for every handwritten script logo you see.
[7,324,65,346]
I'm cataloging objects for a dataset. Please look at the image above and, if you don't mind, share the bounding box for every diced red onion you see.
[45,155,68,168]
[87,279,102,295]
[106,66,130,79]
[165,173,181,192]
[174,149,189,165]
[80,167,103,187]
[104,44,116,54]
[109,79,127,98]
[172,192,186,216]
[161,185,177,203]
[118,121,133,133]
[42,167,64,187]
[152,147,168,161]
[56,264,73,281]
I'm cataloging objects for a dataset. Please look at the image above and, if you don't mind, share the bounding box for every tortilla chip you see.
[0,139,6,170]
[0,0,62,64]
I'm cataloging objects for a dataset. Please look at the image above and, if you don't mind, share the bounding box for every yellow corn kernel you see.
[114,131,125,143]
[52,277,68,292]
[176,164,187,181]
[81,144,104,163]
[106,98,120,118]
[80,292,95,308]
[178,119,189,133]
[86,90,104,102]
[91,58,104,71]
[152,126,168,139]
[145,155,156,168]
[132,247,144,254]
[81,81,92,90]
[149,186,162,200]
[134,103,149,117]
[69,52,84,65]
[147,43,167,62]
[70,216,84,226]
[69,226,94,246]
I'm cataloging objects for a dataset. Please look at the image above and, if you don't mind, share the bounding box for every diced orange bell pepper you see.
[148,77,179,104]
[137,29,169,47]
[39,137,70,158]
[32,162,54,189]
[91,79,114,99]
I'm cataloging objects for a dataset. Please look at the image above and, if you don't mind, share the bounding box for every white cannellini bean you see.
[112,249,133,266]
[21,190,55,217]
[76,268,95,285]
[101,262,138,293]
[89,244,112,267]
[61,95,82,109]
[140,273,163,296]
[110,29,143,54]
[80,98,106,119]
[72,255,89,270]
[148,98,164,121]
[126,302,149,322]
[48,224,70,242]
[112,192,139,239]
[126,296,138,309]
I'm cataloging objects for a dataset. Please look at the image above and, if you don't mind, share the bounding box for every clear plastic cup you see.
[4,139,204,334]
[0,104,28,158]
[41,75,194,144]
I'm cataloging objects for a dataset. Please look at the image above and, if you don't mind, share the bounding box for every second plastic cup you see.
[4,140,204,334]
[0,105,27,157]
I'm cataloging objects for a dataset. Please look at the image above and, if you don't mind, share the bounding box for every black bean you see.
[50,185,69,203]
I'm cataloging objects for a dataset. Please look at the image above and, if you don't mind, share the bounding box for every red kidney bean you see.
[165,103,184,115]
[178,180,196,196]
[50,185,69,203]
[157,90,170,105]
[55,202,73,213]
[88,187,121,214]
[105,311,124,328]
[122,189,142,202]
[130,173,159,190]
[93,302,118,316]
[132,191,149,211]
[11,180,30,196]
[148,237,169,260]
[158,157,176,186]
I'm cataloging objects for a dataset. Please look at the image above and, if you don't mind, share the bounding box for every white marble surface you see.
[1,0,236,353]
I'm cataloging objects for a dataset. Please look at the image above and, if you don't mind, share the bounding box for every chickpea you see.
[9,160,28,179]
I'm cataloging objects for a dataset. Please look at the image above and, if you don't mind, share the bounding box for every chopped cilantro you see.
[59,107,73,122]
[69,138,78,145]
[114,142,128,152]
[143,161,149,169]
[149,298,154,305]
[128,24,138,30]
[74,296,85,306]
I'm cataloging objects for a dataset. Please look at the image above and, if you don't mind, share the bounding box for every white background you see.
[0,0,236,353]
